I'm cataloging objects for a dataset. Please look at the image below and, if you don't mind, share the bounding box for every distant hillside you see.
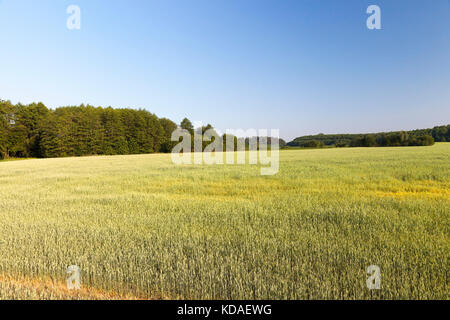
[286,125,449,148]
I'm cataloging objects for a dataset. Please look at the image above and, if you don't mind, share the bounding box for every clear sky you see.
[0,0,449,141]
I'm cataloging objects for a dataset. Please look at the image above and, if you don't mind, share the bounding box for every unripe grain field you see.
[0,144,449,299]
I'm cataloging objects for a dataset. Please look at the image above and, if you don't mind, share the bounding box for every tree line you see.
[0,100,179,159]
[0,100,282,159]
[286,125,449,148]
[1,100,448,159]
[176,118,286,151]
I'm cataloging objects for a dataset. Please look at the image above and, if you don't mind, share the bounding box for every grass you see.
[0,144,448,299]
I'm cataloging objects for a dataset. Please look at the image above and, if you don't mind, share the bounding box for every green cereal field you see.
[0,144,448,299]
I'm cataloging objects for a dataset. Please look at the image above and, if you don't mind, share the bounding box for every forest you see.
[0,100,178,159]
[0,100,282,159]
[287,125,449,148]
[1,99,447,159]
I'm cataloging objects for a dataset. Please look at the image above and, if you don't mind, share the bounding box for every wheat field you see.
[0,144,448,299]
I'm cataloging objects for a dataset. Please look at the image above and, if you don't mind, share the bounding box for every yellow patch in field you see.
[375,188,450,199]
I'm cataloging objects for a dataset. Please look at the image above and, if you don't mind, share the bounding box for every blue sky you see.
[0,0,449,140]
